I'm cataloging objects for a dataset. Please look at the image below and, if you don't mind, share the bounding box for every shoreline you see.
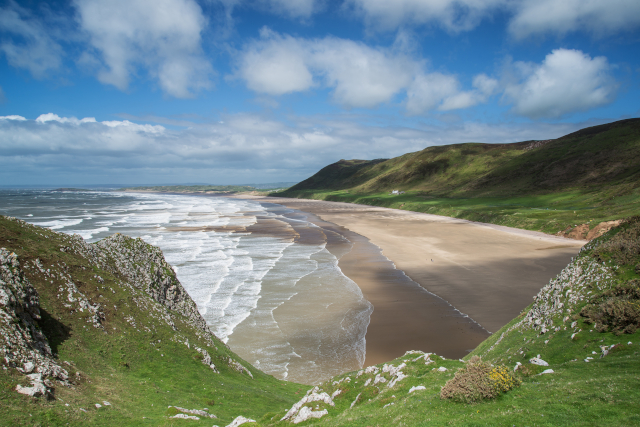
[121,190,585,368]
[236,196,585,334]
[268,203,490,366]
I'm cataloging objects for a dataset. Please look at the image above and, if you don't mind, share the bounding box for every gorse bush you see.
[581,280,640,335]
[440,356,520,403]
[593,217,640,266]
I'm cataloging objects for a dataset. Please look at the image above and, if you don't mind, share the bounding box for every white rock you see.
[103,401,111,406]
[409,386,426,393]
[225,416,256,427]
[171,414,199,420]
[529,357,549,366]
[350,393,361,409]
[437,366,448,372]
[388,372,407,388]
[281,392,334,422]
[373,374,387,385]
[292,407,327,424]
[514,362,522,372]
[364,366,379,375]
[22,362,35,374]
[95,403,102,409]
[540,369,554,374]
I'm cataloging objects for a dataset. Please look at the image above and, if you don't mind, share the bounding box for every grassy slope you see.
[261,219,640,426]
[0,217,302,426]
[278,118,640,237]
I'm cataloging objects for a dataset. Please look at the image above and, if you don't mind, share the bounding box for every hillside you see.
[279,118,640,238]
[0,216,301,426]
[2,215,640,426]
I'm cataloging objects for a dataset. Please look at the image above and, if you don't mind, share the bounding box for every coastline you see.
[264,203,490,366]
[121,189,585,369]
[237,196,585,334]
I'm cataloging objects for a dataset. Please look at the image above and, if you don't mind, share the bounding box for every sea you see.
[0,189,373,384]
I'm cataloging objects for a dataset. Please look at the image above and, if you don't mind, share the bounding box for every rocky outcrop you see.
[482,236,616,357]
[0,248,68,396]
[67,233,209,333]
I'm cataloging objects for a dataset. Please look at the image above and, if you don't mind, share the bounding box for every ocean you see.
[0,189,373,384]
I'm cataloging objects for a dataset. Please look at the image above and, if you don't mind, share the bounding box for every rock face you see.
[0,248,69,395]
[68,233,209,333]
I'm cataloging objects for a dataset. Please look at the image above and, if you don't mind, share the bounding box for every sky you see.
[0,0,639,186]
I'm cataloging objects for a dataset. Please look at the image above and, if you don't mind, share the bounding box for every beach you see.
[240,196,586,366]
[3,189,585,383]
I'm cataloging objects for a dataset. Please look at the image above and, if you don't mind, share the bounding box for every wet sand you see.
[238,196,586,365]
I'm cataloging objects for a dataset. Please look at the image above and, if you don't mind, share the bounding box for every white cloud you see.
[238,31,313,95]
[406,73,460,114]
[509,0,640,39]
[503,49,617,119]
[74,0,213,98]
[406,72,497,114]
[345,0,507,33]
[0,1,64,78]
[32,113,166,133]
[237,30,491,111]
[309,37,415,108]
[36,113,96,124]
[0,115,26,121]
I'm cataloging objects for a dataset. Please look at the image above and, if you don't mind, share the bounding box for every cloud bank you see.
[0,113,595,184]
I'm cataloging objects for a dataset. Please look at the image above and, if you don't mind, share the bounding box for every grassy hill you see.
[278,118,640,238]
[0,216,302,426]
[2,215,640,426]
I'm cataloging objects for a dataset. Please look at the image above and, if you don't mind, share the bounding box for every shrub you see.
[581,281,640,335]
[592,217,640,266]
[440,356,520,403]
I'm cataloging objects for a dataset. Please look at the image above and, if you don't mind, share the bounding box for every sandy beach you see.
[238,196,586,366]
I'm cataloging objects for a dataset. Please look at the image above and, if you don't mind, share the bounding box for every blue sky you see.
[0,0,639,185]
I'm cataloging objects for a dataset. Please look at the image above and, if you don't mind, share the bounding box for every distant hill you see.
[278,118,640,239]
[284,118,640,197]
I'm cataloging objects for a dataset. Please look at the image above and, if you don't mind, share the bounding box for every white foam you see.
[32,217,85,230]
